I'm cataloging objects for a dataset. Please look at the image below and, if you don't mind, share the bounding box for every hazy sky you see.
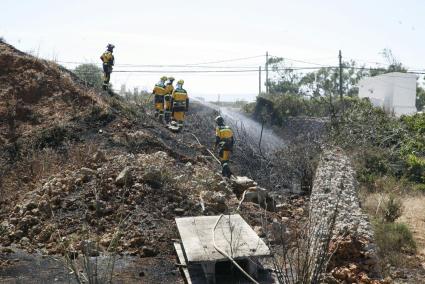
[2,0,425,101]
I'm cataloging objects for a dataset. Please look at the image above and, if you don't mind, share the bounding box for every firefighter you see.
[152,76,167,121]
[100,44,115,90]
[171,79,189,131]
[214,116,234,178]
[164,77,175,124]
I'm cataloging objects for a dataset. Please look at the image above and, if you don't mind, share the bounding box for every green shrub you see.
[405,154,425,183]
[374,221,416,264]
[413,183,425,191]
[383,195,403,222]
[401,112,425,135]
[355,148,391,184]
[74,63,103,91]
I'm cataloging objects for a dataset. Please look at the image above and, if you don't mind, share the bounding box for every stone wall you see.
[310,148,382,283]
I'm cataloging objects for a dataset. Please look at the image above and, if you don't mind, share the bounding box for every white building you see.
[358,72,417,116]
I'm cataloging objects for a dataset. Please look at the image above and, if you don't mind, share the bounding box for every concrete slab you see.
[175,214,270,263]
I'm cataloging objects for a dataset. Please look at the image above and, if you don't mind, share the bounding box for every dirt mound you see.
[0,150,239,256]
[0,42,107,144]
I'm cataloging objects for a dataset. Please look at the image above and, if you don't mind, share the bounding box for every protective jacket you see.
[215,125,234,150]
[100,51,114,67]
[153,82,166,96]
[165,84,174,95]
[164,84,174,109]
[171,87,189,112]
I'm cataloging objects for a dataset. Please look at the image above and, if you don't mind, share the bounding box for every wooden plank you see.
[176,214,270,263]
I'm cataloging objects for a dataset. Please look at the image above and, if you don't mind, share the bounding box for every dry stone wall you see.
[310,148,382,283]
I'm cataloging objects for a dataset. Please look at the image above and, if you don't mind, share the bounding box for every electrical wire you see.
[183,54,265,66]
[57,54,265,68]
[268,54,328,67]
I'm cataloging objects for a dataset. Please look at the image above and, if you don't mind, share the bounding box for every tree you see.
[74,64,104,90]
[267,57,301,94]
[298,60,369,98]
[417,85,425,111]
[369,48,407,76]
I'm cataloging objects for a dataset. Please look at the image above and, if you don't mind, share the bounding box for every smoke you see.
[192,98,284,153]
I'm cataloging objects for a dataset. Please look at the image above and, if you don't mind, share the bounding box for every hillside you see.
[0,42,310,283]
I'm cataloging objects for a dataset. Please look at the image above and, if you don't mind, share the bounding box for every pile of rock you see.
[0,150,220,256]
[230,176,274,210]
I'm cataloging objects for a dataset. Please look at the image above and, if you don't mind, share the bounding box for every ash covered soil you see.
[0,42,307,283]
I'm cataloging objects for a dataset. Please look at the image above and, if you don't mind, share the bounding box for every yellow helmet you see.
[160,76,167,81]
[168,77,175,81]
[177,79,184,85]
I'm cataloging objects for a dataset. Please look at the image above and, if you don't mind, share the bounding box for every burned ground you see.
[0,42,310,283]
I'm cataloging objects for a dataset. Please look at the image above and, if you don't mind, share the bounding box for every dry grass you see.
[398,195,425,258]
[360,189,425,273]
[361,191,425,255]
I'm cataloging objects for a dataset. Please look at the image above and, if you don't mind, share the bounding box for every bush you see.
[383,195,403,222]
[246,93,330,126]
[405,154,425,183]
[374,221,416,264]
[355,148,391,184]
[413,183,425,192]
[73,63,104,91]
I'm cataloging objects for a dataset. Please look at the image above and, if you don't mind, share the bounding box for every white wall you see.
[358,72,417,116]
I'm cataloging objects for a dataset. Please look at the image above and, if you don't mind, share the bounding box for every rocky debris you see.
[228,176,278,210]
[142,166,164,189]
[79,167,97,182]
[244,186,268,205]
[115,166,133,186]
[92,150,107,163]
[0,150,250,258]
[141,246,158,257]
[310,149,382,282]
[230,176,257,195]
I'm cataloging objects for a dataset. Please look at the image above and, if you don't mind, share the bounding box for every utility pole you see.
[265,51,269,94]
[339,50,343,103]
[258,66,262,95]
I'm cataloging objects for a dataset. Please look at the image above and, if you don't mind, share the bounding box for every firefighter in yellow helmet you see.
[214,116,234,178]
[100,44,115,90]
[152,76,167,121]
[170,79,189,131]
[164,77,175,124]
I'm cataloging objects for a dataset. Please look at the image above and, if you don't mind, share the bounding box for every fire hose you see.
[190,134,258,283]
[190,133,221,165]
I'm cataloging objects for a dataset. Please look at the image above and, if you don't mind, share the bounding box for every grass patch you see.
[373,220,416,265]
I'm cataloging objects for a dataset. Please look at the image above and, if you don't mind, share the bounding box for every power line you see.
[61,61,261,69]
[182,54,265,66]
[72,66,330,76]
[268,54,328,66]
[57,54,266,68]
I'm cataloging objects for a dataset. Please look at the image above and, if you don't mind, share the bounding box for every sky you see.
[1,0,425,101]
